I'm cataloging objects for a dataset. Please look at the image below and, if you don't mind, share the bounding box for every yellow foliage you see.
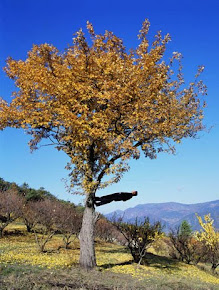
[195,214,219,250]
[0,20,206,194]
[0,235,218,285]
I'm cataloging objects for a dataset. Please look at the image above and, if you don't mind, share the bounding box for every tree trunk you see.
[26,224,32,233]
[79,196,96,270]
[211,263,218,272]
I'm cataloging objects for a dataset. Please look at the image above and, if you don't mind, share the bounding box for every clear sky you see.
[0,0,218,214]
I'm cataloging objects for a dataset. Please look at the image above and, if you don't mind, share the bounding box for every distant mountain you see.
[105,200,219,232]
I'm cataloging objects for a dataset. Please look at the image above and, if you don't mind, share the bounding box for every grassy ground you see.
[0,223,218,289]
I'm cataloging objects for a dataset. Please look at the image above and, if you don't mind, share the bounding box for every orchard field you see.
[0,221,218,290]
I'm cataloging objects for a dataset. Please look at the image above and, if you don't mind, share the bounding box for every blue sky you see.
[0,0,218,214]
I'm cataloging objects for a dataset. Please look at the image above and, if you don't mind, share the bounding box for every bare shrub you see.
[95,217,121,243]
[168,223,203,265]
[22,201,40,233]
[54,202,82,249]
[31,198,58,252]
[0,189,24,237]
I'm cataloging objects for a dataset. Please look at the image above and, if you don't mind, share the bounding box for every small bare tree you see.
[31,198,58,252]
[22,201,40,233]
[95,217,121,243]
[169,221,202,265]
[112,216,163,264]
[0,189,24,237]
[54,202,82,249]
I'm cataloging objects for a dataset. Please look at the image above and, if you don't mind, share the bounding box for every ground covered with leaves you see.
[0,226,218,289]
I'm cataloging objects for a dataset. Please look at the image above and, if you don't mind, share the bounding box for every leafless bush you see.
[31,198,58,252]
[0,189,24,237]
[22,201,40,232]
[54,202,82,249]
[95,217,121,243]
[168,226,203,264]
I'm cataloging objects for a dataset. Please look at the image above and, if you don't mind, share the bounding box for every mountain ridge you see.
[105,200,219,231]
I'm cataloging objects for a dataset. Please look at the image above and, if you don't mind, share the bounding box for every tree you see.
[0,178,19,192]
[112,217,163,264]
[31,198,58,252]
[19,182,54,201]
[180,220,193,238]
[22,200,40,232]
[0,20,206,269]
[0,189,24,237]
[95,217,120,243]
[169,221,201,264]
[54,202,82,249]
[0,178,11,191]
[195,214,219,271]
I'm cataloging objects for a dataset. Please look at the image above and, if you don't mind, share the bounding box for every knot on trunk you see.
[86,195,94,208]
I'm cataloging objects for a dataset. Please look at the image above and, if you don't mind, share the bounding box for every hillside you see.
[0,177,55,201]
[0,224,218,289]
[1,176,218,232]
[105,200,219,231]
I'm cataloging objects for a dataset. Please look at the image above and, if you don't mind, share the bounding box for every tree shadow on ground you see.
[99,260,133,270]
[98,247,128,254]
[100,252,182,271]
[3,229,25,237]
[143,252,182,271]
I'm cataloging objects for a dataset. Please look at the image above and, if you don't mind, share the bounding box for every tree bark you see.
[79,195,97,269]
[211,263,219,272]
[26,224,32,233]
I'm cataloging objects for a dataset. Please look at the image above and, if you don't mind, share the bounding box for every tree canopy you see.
[179,220,193,238]
[0,20,207,269]
[0,20,206,195]
[195,214,219,271]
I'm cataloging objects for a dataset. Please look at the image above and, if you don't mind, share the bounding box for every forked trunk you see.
[26,224,32,233]
[79,196,96,269]
[211,263,218,272]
